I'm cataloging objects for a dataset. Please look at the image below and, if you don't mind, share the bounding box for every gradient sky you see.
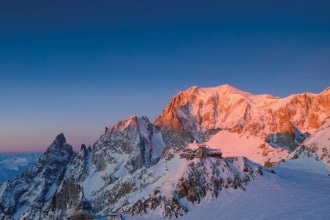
[0,0,329,152]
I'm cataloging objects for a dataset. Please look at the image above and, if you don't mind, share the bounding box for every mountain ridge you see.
[1,84,330,219]
[154,84,330,164]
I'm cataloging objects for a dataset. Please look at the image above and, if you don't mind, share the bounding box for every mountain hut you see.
[195,145,208,158]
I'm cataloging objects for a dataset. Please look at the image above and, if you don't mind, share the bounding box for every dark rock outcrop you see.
[54,133,66,149]
[41,179,91,219]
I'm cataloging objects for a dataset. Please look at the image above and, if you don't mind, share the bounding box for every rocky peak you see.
[92,115,165,174]
[53,133,66,148]
[105,115,138,134]
[81,144,87,151]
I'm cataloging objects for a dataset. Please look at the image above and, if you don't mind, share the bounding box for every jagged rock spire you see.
[81,144,87,151]
[54,133,66,148]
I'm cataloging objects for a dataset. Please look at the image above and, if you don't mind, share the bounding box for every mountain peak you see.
[184,84,254,99]
[186,84,241,93]
[209,84,252,96]
[217,83,240,91]
[53,133,66,148]
[105,115,138,134]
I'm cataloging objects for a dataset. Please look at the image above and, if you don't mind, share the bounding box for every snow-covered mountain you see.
[0,133,73,219]
[155,84,330,166]
[0,84,329,219]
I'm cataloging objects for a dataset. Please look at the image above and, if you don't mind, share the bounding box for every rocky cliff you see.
[292,118,330,169]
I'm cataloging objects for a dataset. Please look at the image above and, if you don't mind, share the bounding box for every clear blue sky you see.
[0,0,329,152]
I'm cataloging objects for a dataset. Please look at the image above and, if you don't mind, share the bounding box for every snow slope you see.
[204,130,291,166]
[127,156,330,220]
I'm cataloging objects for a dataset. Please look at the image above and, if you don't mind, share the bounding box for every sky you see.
[0,0,329,152]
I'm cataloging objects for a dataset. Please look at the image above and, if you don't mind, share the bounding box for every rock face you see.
[65,145,92,182]
[293,118,330,169]
[53,133,67,148]
[0,133,74,219]
[40,179,91,219]
[93,115,164,172]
